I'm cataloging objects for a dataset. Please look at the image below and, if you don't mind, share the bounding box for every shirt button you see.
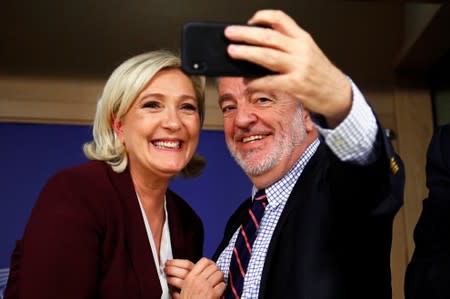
[335,138,345,146]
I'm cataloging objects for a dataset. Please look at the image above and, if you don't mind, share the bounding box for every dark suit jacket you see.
[4,160,204,299]
[214,128,404,299]
[405,124,450,299]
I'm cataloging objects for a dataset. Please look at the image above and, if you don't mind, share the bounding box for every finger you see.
[200,264,223,281]
[207,268,225,285]
[189,257,215,275]
[248,9,304,37]
[227,44,293,73]
[166,276,184,289]
[164,264,191,279]
[165,259,194,270]
[214,282,226,297]
[225,25,288,52]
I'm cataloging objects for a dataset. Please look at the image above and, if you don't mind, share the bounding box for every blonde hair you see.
[83,50,206,177]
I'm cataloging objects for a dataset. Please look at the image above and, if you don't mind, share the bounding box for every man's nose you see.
[234,105,257,128]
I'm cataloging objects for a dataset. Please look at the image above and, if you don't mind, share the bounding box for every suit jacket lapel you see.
[107,166,162,298]
[258,144,325,299]
[212,198,252,261]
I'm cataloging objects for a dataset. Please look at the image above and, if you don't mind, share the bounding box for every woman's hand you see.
[165,257,225,299]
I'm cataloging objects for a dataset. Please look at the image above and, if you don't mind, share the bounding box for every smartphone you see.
[181,22,273,77]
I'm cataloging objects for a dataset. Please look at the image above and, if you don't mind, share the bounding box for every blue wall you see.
[0,123,251,270]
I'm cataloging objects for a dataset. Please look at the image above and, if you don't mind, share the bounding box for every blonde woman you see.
[4,50,223,299]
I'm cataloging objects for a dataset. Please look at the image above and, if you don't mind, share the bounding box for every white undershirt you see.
[137,194,173,299]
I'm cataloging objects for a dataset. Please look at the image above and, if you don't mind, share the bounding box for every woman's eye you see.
[181,103,197,111]
[142,101,160,109]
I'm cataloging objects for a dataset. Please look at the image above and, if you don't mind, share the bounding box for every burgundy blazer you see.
[4,160,204,299]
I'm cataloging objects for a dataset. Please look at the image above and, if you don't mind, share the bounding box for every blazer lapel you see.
[213,198,252,261]
[166,191,186,258]
[258,144,325,298]
[107,166,162,298]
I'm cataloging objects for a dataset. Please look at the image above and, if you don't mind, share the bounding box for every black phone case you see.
[181,22,272,77]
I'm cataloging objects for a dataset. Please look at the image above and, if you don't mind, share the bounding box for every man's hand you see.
[224,9,352,128]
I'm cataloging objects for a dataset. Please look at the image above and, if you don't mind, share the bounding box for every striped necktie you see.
[225,189,268,299]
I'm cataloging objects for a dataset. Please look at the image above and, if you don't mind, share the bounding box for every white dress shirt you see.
[137,195,173,299]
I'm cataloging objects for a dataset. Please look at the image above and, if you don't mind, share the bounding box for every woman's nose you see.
[162,108,181,131]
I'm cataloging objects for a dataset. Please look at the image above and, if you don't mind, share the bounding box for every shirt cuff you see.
[315,79,378,164]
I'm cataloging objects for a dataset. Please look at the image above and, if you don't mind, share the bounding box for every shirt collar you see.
[252,138,320,208]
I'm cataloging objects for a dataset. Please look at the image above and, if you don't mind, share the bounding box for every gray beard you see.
[228,139,287,176]
[227,108,307,177]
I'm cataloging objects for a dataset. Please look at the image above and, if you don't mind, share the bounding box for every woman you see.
[4,50,223,299]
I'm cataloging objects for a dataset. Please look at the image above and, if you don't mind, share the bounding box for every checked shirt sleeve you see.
[315,79,378,165]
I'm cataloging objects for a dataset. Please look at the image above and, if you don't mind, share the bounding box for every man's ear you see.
[302,109,316,133]
[112,117,124,143]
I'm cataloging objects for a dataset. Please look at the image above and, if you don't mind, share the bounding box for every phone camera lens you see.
[191,61,206,72]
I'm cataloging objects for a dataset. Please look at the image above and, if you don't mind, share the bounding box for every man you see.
[165,9,404,299]
[405,124,450,299]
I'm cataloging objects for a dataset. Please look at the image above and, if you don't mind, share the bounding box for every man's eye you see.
[221,105,236,113]
[142,101,160,109]
[181,103,197,111]
[256,97,271,104]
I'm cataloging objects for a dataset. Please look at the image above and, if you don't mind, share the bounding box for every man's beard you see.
[227,109,307,177]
